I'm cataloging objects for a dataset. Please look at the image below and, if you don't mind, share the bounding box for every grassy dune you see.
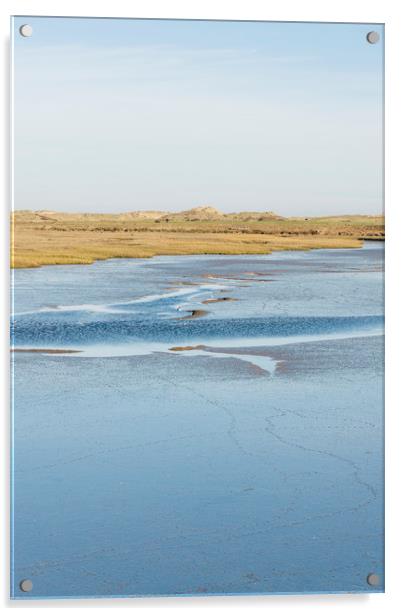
[11,208,384,269]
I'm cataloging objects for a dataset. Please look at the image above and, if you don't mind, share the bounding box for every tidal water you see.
[11,242,384,598]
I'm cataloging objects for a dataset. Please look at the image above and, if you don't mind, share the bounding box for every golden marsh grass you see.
[11,210,384,269]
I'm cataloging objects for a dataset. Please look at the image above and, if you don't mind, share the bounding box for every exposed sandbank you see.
[169,345,206,352]
[11,348,81,354]
[201,297,238,304]
[178,309,209,320]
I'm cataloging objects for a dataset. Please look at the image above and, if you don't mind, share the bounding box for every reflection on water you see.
[11,243,384,598]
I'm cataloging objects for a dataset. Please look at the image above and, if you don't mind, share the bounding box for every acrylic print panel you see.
[11,16,384,599]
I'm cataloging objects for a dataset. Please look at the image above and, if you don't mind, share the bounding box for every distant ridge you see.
[157,206,222,222]
[17,206,283,221]
[228,211,284,221]
[117,211,166,220]
[156,206,283,222]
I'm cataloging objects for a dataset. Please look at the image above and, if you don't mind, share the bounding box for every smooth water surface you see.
[11,243,384,598]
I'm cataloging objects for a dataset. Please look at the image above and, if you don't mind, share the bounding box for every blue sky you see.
[13,17,384,215]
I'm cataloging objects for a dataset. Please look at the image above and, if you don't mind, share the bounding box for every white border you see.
[2,1,400,613]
